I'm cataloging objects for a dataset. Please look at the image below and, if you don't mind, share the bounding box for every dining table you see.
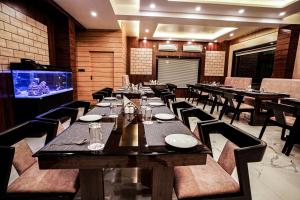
[194,83,290,125]
[34,98,211,200]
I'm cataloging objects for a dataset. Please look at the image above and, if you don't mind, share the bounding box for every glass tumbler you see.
[88,123,104,151]
[143,106,153,124]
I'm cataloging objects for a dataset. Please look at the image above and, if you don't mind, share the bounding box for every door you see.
[90,52,114,94]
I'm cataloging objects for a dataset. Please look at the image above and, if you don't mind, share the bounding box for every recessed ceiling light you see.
[229,33,234,37]
[150,3,156,9]
[214,40,218,43]
[187,41,192,45]
[91,11,97,17]
[166,40,170,44]
[144,37,147,40]
[145,29,149,33]
[143,39,147,43]
[279,12,286,16]
[192,39,195,42]
[208,42,213,45]
[195,6,201,11]
[238,9,245,14]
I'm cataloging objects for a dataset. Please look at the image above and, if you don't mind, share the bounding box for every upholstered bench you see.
[224,77,252,89]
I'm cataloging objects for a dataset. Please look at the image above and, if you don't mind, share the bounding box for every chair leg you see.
[281,128,287,141]
[259,119,269,139]
[203,99,208,110]
[230,110,239,124]
[219,104,227,120]
[282,135,294,156]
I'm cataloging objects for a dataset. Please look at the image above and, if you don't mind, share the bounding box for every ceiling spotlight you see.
[143,39,147,43]
[91,11,97,17]
[188,41,192,45]
[195,6,201,11]
[192,39,195,42]
[166,40,170,44]
[214,40,218,43]
[144,37,147,40]
[279,12,286,16]
[238,9,245,14]
[145,29,149,33]
[208,42,213,45]
[150,3,156,9]
[229,33,234,37]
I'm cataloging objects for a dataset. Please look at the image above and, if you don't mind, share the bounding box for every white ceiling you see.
[54,0,300,42]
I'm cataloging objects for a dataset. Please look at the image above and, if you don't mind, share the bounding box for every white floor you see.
[12,99,300,200]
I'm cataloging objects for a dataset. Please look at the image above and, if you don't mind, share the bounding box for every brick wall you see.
[0,3,49,71]
[204,51,225,76]
[130,48,152,75]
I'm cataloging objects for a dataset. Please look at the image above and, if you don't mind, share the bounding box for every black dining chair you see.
[163,94,176,108]
[180,107,217,129]
[92,91,107,102]
[186,84,194,101]
[0,120,79,200]
[174,121,267,200]
[36,107,78,136]
[259,102,296,141]
[219,92,254,124]
[171,101,194,118]
[60,100,90,119]
[166,83,177,93]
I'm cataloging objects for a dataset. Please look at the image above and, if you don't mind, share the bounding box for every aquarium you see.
[12,70,73,98]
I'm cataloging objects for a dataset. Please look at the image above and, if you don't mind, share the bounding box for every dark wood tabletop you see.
[281,98,300,108]
[35,98,211,200]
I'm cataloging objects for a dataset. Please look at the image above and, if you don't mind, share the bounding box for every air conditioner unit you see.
[158,44,178,52]
[183,44,203,52]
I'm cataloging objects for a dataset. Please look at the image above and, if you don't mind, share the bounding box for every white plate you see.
[79,115,102,122]
[117,88,125,91]
[104,97,117,100]
[165,134,198,148]
[154,113,175,120]
[96,102,110,107]
[149,97,161,100]
[149,102,164,106]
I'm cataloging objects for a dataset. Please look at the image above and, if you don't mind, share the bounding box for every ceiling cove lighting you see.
[150,3,156,9]
[195,6,201,11]
[279,12,286,16]
[238,9,245,14]
[145,29,149,33]
[90,11,97,17]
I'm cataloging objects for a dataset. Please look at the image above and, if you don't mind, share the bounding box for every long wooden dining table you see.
[194,83,289,125]
[34,98,211,200]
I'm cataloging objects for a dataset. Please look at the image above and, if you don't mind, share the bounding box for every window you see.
[232,44,275,89]
[157,58,199,88]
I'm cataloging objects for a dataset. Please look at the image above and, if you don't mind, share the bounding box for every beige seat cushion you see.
[233,101,254,110]
[270,116,296,126]
[174,156,240,199]
[8,163,79,194]
[224,77,252,90]
[12,140,36,175]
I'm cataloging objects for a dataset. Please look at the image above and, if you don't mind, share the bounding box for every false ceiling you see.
[54,0,300,42]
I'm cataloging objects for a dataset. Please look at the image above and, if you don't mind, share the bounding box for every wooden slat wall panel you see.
[76,30,126,102]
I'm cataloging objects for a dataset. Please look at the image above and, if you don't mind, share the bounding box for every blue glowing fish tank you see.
[11,64,73,98]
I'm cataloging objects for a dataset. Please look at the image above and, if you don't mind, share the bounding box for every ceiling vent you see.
[183,44,203,52]
[158,44,178,52]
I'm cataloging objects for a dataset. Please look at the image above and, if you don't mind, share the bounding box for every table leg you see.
[79,169,104,200]
[152,166,174,200]
[210,95,218,114]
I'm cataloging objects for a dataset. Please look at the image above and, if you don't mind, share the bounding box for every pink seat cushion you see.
[174,156,240,199]
[270,116,296,126]
[8,163,79,194]
[12,140,36,175]
[218,141,238,175]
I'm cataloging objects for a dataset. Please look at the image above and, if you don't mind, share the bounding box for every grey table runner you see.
[41,122,114,152]
[144,121,193,146]
[87,106,122,116]
[151,106,174,115]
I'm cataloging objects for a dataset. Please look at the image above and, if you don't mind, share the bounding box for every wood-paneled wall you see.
[76,30,126,102]
[127,37,229,86]
[272,26,300,78]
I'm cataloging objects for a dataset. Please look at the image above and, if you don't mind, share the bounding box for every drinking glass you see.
[88,123,104,151]
[143,106,153,124]
[141,96,148,106]
[110,102,118,115]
